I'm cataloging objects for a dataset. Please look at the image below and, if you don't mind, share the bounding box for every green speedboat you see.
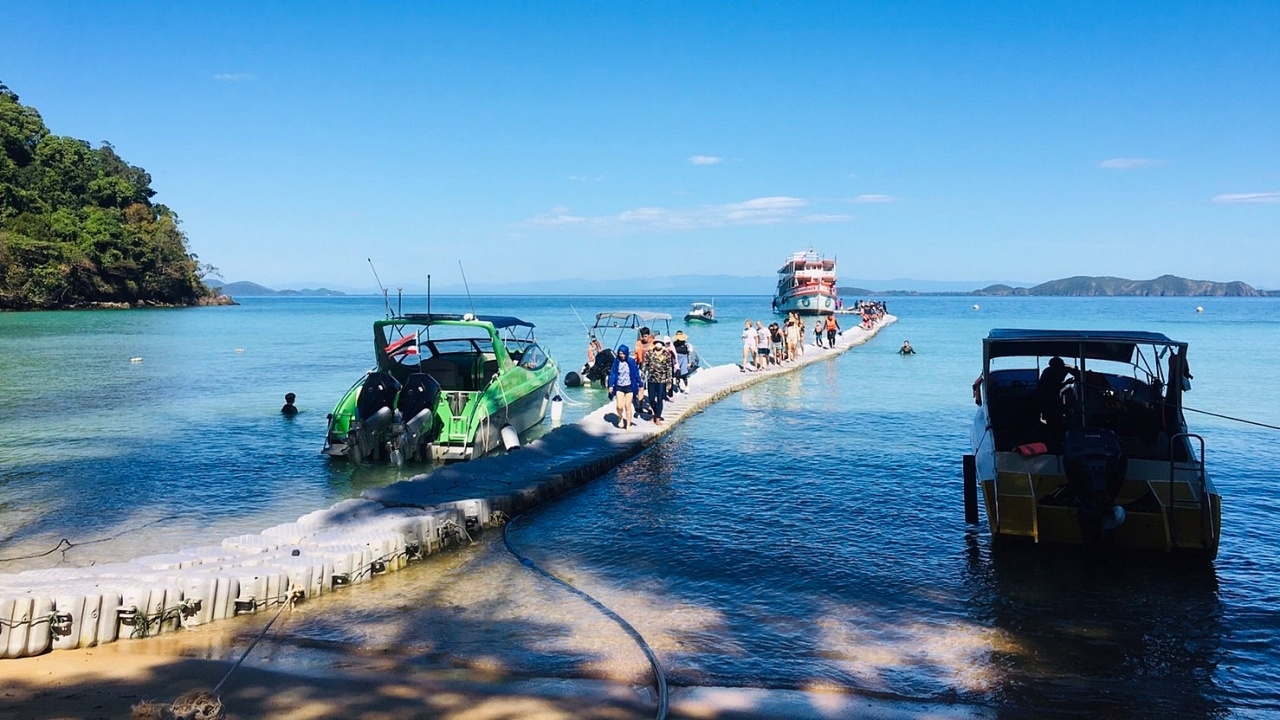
[323,313,559,464]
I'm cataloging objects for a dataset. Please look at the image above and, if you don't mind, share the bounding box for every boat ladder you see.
[1165,433,1214,551]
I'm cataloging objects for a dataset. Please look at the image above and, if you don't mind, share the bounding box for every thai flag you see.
[385,332,418,357]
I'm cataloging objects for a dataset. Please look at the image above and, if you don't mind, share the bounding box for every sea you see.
[2,295,1278,718]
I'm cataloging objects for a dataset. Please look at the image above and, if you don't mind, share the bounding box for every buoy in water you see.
[1196,306,1204,313]
[564,371,582,387]
[500,424,521,452]
[972,304,980,311]
[550,394,564,425]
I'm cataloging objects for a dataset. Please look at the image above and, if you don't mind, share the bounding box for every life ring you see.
[801,298,811,307]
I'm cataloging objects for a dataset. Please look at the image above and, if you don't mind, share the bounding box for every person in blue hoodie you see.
[607,344,642,430]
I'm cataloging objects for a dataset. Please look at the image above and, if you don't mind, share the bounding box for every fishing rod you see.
[570,305,593,336]
[458,261,477,317]
[367,258,393,318]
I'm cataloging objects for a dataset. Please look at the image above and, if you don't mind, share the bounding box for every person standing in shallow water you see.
[281,393,298,416]
[899,340,916,355]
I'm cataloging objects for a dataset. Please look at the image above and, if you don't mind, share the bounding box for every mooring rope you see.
[0,515,181,563]
[501,512,669,720]
[1183,405,1280,432]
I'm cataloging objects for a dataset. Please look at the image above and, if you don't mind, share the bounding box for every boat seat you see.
[418,357,462,391]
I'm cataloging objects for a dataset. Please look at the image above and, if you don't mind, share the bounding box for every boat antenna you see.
[368,258,393,317]
[396,287,403,316]
[458,261,477,317]
[427,274,431,316]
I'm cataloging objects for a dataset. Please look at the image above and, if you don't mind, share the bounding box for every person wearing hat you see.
[672,331,692,390]
[643,335,675,425]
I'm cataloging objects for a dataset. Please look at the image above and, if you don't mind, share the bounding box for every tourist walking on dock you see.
[747,319,768,366]
[742,320,756,371]
[644,335,674,425]
[673,330,693,389]
[813,318,824,347]
[608,344,642,430]
[824,314,840,348]
[785,315,801,361]
[769,321,784,363]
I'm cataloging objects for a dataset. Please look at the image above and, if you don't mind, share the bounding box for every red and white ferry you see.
[772,248,838,315]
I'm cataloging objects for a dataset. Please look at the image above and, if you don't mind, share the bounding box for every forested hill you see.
[974,275,1275,297]
[0,82,216,309]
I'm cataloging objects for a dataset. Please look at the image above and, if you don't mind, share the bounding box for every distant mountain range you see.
[210,281,346,297]
[211,274,1276,298]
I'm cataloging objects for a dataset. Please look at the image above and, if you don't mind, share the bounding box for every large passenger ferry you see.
[772,248,838,315]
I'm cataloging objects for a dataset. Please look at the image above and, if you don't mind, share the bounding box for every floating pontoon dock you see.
[0,317,894,658]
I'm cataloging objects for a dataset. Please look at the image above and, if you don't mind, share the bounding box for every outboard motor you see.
[349,372,399,461]
[391,373,442,463]
[585,348,615,386]
[1064,428,1128,548]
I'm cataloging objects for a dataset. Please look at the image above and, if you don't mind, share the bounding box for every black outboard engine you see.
[1064,428,1127,547]
[585,348,615,386]
[349,372,399,461]
[391,373,442,463]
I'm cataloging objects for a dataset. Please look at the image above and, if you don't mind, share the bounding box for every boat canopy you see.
[984,329,1184,363]
[383,313,536,329]
[592,311,673,328]
[689,302,713,310]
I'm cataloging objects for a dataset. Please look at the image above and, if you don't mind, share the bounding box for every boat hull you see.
[974,451,1221,559]
[774,288,838,315]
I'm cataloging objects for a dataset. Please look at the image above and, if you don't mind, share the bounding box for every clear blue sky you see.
[3,1,1277,290]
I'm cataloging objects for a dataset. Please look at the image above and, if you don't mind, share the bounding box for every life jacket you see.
[825,315,838,331]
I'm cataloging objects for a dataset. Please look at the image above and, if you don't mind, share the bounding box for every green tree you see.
[0,81,212,309]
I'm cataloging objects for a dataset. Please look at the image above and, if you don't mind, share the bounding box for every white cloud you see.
[688,155,723,165]
[213,73,256,82]
[1099,157,1163,170]
[524,195,850,232]
[1211,192,1280,204]
[851,194,899,204]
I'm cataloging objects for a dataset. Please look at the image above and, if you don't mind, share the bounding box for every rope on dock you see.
[501,511,669,720]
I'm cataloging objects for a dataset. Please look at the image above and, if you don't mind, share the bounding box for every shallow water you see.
[2,295,1279,716]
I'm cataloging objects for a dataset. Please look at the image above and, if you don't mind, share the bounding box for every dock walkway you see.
[0,317,894,658]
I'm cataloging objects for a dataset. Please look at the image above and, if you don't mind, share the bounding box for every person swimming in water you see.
[899,340,916,355]
[281,392,298,416]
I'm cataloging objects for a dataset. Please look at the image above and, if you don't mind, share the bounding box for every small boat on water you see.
[684,301,717,324]
[566,310,673,387]
[323,313,558,464]
[966,329,1221,559]
[772,248,838,315]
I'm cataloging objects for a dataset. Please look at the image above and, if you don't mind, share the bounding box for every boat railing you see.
[1167,432,1213,550]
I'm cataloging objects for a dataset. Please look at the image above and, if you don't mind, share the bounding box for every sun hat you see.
[661,335,672,344]
[675,330,687,340]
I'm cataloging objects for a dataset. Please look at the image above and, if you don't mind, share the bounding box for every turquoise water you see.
[2,296,1279,715]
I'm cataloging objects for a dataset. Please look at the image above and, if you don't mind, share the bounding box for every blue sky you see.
[3,1,1277,290]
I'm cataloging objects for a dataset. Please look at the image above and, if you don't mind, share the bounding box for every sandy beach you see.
[0,536,983,720]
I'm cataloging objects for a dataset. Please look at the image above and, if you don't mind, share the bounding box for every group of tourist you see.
[737,312,846,371]
[849,299,888,330]
[605,326,698,430]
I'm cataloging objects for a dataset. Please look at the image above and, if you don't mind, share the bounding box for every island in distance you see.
[211,281,346,297]
[842,275,1278,298]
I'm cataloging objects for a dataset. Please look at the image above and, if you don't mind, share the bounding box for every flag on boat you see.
[385,332,418,357]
